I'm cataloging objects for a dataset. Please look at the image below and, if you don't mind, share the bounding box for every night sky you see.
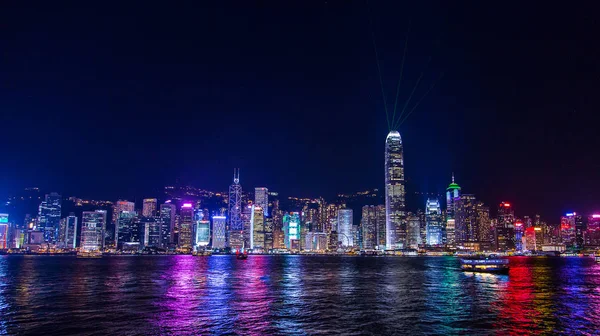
[2,1,599,219]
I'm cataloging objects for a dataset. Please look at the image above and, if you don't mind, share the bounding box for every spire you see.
[233,168,240,185]
[452,172,455,183]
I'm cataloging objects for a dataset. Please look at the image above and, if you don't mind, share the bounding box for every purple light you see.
[593,214,600,219]
[182,203,193,208]
[566,212,575,217]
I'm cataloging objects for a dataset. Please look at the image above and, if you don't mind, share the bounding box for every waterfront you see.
[1,256,600,335]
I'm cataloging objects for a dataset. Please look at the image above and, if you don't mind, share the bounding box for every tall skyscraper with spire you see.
[385,131,406,249]
[228,169,243,250]
[445,174,461,246]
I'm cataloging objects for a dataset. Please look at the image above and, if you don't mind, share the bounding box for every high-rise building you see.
[445,176,461,246]
[264,217,274,251]
[159,203,176,248]
[360,205,377,249]
[113,200,135,244]
[80,210,107,252]
[406,212,421,249]
[384,130,406,249]
[425,198,443,246]
[228,169,243,250]
[337,209,354,247]
[141,217,161,248]
[178,204,193,251]
[193,220,210,249]
[283,212,300,249]
[117,211,138,249]
[456,194,478,243]
[255,187,269,217]
[560,212,577,248]
[211,216,227,249]
[375,205,386,248]
[495,202,515,251]
[251,205,265,251]
[65,213,78,249]
[0,214,8,249]
[585,214,600,247]
[477,203,491,245]
[304,232,328,251]
[142,198,158,217]
[37,192,62,243]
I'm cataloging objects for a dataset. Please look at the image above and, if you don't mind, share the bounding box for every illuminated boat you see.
[76,251,103,258]
[460,255,509,274]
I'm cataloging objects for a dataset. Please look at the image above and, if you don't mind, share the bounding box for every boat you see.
[460,255,509,274]
[76,251,103,258]
[193,250,212,256]
[236,242,248,260]
[595,255,600,263]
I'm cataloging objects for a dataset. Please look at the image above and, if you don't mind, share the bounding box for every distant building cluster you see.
[0,131,597,255]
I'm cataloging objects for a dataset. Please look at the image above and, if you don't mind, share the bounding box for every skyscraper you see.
[159,203,176,248]
[283,212,300,249]
[406,213,421,249]
[211,216,227,249]
[384,131,406,249]
[178,204,193,251]
[80,210,107,252]
[117,211,138,250]
[37,192,62,243]
[228,169,243,250]
[560,213,577,248]
[445,176,461,246]
[251,205,265,250]
[337,209,354,247]
[65,213,78,249]
[456,194,478,243]
[255,187,269,217]
[193,220,210,249]
[141,217,161,248]
[142,198,158,217]
[495,202,515,251]
[425,198,443,245]
[113,200,135,244]
[361,205,377,249]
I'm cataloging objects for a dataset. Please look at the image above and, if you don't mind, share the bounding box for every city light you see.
[182,203,193,208]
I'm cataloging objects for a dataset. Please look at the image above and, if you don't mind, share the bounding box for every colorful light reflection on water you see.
[1,255,600,335]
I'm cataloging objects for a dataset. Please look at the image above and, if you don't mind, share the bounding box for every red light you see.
[515,222,523,227]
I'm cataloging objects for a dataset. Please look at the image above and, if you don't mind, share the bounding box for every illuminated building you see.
[37,192,62,243]
[560,213,577,248]
[337,209,353,247]
[523,227,543,251]
[141,198,157,217]
[113,200,135,225]
[141,217,161,248]
[0,223,8,249]
[255,187,269,217]
[283,212,300,249]
[456,194,478,243]
[264,217,273,250]
[228,169,243,250]
[65,213,78,249]
[304,232,328,251]
[575,214,584,248]
[385,130,406,249]
[360,205,377,249]
[585,214,600,247]
[194,220,210,249]
[406,213,421,249]
[80,210,107,251]
[211,216,227,249]
[178,204,193,250]
[117,211,138,249]
[159,203,176,248]
[251,205,265,250]
[445,175,461,246]
[515,220,524,251]
[476,203,491,246]
[426,198,443,246]
[495,202,515,251]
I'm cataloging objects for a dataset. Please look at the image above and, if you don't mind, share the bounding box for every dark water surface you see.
[1,255,599,335]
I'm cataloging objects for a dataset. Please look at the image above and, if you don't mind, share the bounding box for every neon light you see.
[534,227,542,231]
[182,203,193,208]
[566,213,574,217]
[593,214,600,219]
[515,222,523,227]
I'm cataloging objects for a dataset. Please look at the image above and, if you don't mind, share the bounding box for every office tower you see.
[194,220,210,249]
[113,200,135,224]
[560,213,577,248]
[514,220,524,251]
[283,212,301,249]
[141,217,161,248]
[228,169,243,250]
[264,217,274,251]
[272,210,285,249]
[337,209,353,247]
[0,214,8,249]
[211,216,227,249]
[385,130,406,249]
[325,204,340,233]
[178,204,193,251]
[445,176,461,246]
[523,227,543,251]
[304,232,328,251]
[495,202,515,251]
[476,203,491,245]
[456,194,478,243]
[255,187,269,217]
[142,198,158,217]
[585,214,600,246]
[406,212,421,249]
[37,192,62,243]
[425,198,443,245]
[251,205,265,250]
[159,203,176,248]
[80,210,107,251]
[117,211,138,249]
[375,205,386,248]
[242,205,253,248]
[417,209,427,247]
[64,213,78,249]
[575,214,584,248]
[361,205,377,249]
